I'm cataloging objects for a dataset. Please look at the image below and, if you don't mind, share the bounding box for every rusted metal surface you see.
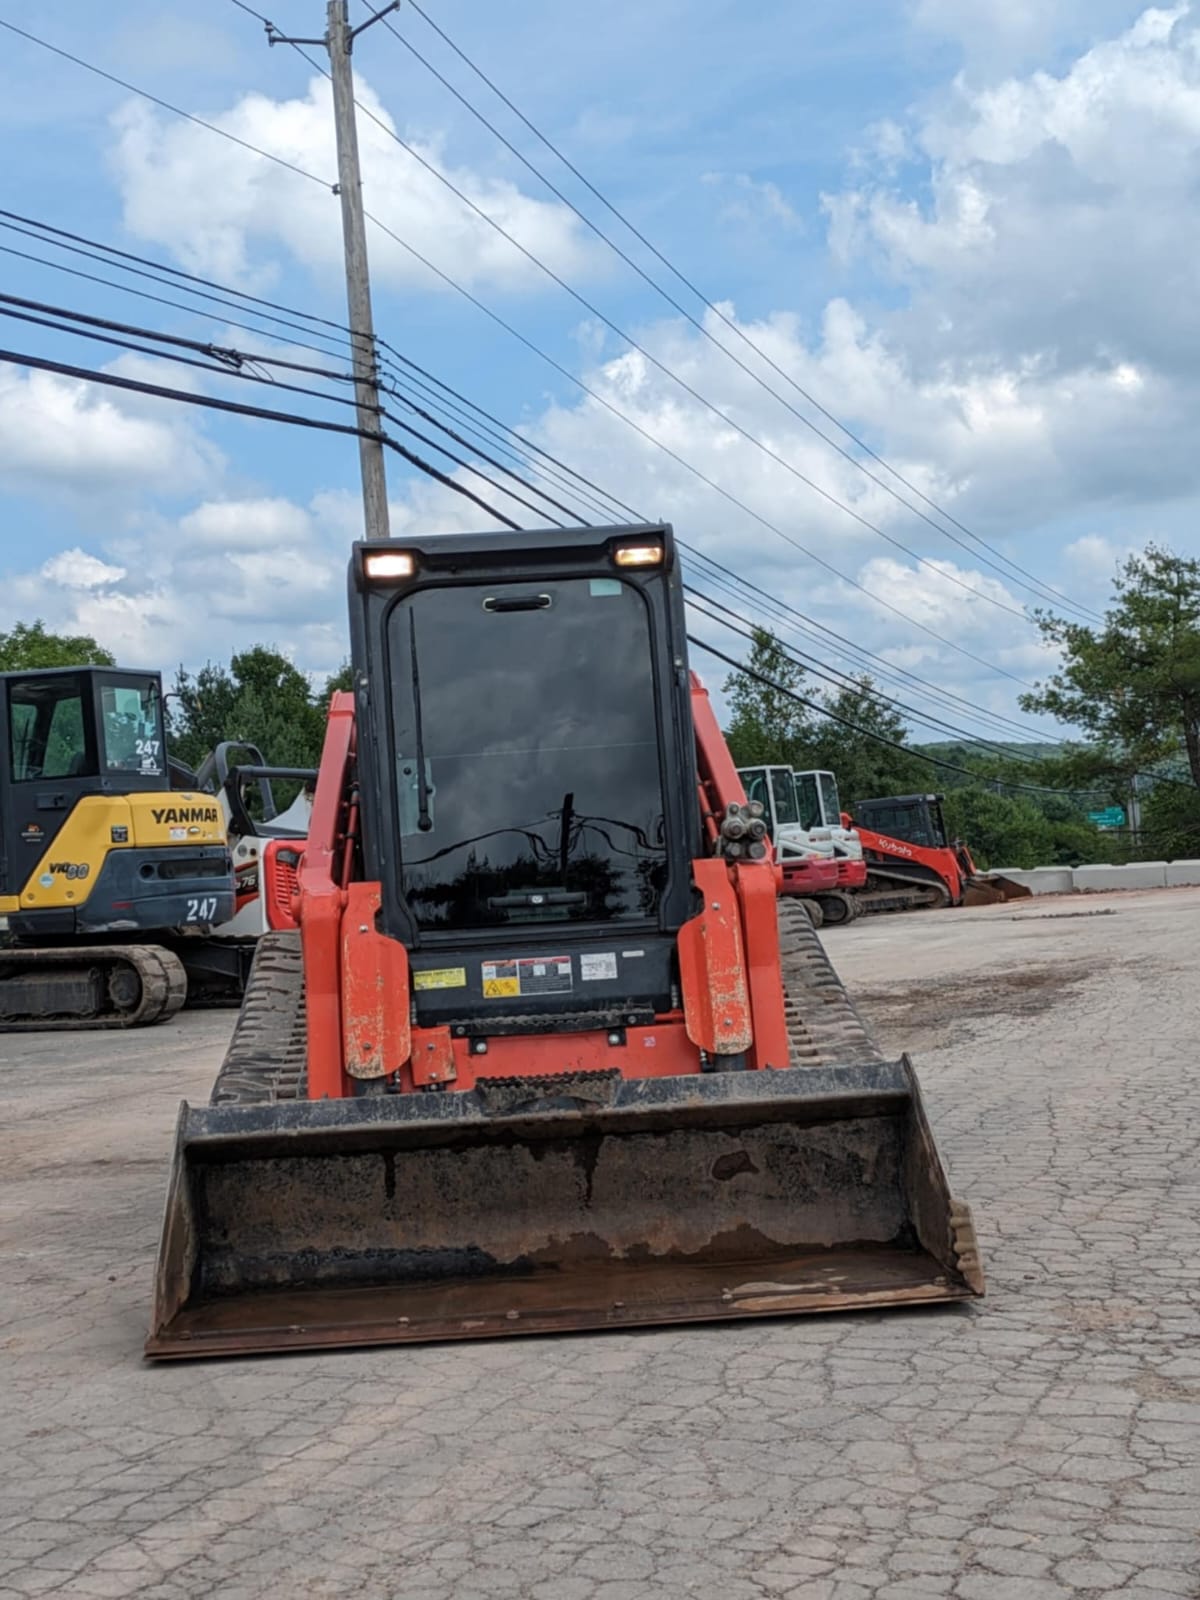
[677,858,753,1056]
[147,1058,982,1359]
[340,882,410,1080]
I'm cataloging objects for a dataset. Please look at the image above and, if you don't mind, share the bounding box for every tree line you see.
[720,544,1200,868]
[5,541,1199,867]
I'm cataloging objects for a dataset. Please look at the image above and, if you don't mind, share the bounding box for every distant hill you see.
[915,741,1065,761]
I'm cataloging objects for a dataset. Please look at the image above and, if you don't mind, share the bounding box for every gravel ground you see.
[2,888,1198,1599]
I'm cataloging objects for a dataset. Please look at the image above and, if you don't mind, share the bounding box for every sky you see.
[0,0,1193,747]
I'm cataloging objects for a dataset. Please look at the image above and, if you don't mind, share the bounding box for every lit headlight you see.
[364,550,416,580]
[613,541,663,568]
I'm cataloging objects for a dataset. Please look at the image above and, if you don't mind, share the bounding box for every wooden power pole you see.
[270,1,399,542]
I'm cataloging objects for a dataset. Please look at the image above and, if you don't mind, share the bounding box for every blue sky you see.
[0,0,1193,744]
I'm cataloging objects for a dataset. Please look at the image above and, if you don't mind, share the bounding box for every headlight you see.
[612,541,663,568]
[364,549,416,580]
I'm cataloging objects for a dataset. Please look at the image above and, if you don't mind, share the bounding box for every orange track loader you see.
[147,525,983,1359]
[850,795,1032,912]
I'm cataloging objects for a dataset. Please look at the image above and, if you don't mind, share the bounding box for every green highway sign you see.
[1087,806,1126,829]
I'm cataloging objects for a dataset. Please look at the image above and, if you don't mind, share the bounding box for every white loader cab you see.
[792,769,864,865]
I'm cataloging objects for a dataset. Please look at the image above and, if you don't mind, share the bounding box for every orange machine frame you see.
[277,679,791,1100]
[849,819,977,905]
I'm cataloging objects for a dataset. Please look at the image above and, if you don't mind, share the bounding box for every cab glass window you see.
[98,678,164,777]
[8,676,92,781]
[770,768,800,826]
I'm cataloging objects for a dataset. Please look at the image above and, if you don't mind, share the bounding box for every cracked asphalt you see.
[3,887,1198,1598]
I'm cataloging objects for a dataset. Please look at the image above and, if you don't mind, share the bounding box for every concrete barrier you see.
[1074,862,1167,892]
[982,867,1072,895]
[1165,860,1200,887]
[1029,867,1075,894]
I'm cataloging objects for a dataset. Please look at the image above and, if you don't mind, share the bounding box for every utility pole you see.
[268,2,399,542]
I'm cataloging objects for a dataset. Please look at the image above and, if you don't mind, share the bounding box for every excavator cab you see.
[148,525,982,1357]
[0,666,235,1027]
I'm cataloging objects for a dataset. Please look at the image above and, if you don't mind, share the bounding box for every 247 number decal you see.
[185,897,219,923]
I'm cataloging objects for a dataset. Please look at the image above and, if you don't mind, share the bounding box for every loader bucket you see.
[147,1059,983,1358]
[963,874,1033,907]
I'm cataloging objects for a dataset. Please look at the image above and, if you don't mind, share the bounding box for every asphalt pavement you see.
[2,888,1197,1599]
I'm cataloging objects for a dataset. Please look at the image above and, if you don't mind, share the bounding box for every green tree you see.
[795,675,929,808]
[168,647,327,778]
[1021,545,1200,789]
[1138,781,1200,861]
[0,619,114,670]
[722,627,816,766]
[942,786,1056,870]
[325,661,354,696]
[721,631,932,807]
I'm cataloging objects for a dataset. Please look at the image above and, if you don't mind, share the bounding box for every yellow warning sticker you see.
[482,976,520,998]
[413,967,468,991]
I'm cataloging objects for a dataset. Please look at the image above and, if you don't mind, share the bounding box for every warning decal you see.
[481,955,573,999]
[413,967,468,991]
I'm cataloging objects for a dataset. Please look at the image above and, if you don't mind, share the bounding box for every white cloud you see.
[701,172,803,231]
[0,363,221,499]
[111,76,603,295]
[2,494,355,675]
[829,6,1200,379]
[178,497,312,550]
[910,0,1146,68]
[41,549,127,590]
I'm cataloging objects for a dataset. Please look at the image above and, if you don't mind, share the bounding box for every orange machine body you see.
[276,678,791,1101]
[848,817,978,906]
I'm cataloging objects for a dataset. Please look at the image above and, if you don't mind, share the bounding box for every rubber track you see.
[0,944,187,1031]
[855,868,951,916]
[776,898,883,1068]
[211,932,308,1104]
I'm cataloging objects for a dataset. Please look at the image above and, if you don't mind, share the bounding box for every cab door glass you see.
[770,768,801,827]
[99,680,164,776]
[8,678,92,781]
[794,772,820,829]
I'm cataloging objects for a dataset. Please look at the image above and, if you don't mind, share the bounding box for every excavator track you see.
[0,944,187,1031]
[210,932,307,1104]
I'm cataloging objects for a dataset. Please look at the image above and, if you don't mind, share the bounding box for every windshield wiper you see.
[409,611,433,833]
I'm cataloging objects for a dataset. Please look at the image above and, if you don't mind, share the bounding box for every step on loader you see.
[147,525,983,1358]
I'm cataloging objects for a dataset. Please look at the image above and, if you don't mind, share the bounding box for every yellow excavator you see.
[0,664,235,1028]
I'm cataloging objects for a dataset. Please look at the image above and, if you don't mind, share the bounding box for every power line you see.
[0,208,351,341]
[0,19,327,189]
[686,633,1103,796]
[371,354,1060,744]
[291,22,1040,630]
[0,216,351,363]
[2,235,1062,742]
[685,590,1052,764]
[0,289,355,386]
[12,16,1044,692]
[0,345,523,531]
[680,547,1059,744]
[0,302,366,413]
[396,0,1104,626]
